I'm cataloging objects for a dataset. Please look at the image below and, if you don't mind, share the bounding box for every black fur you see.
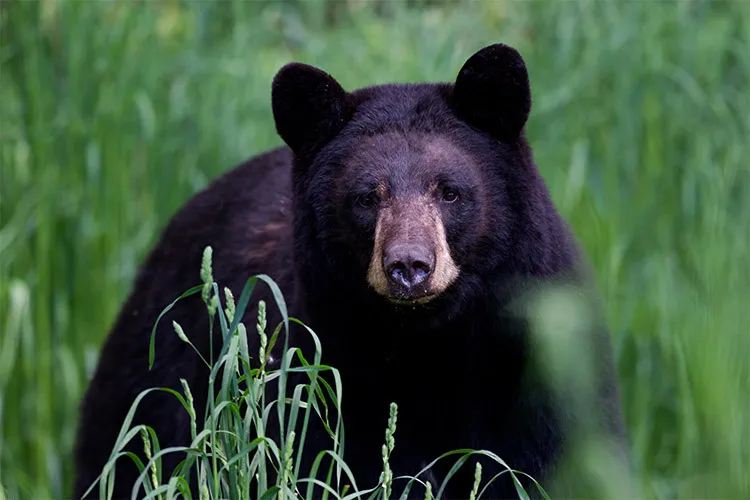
[272,62,354,161]
[73,44,628,499]
[452,44,532,142]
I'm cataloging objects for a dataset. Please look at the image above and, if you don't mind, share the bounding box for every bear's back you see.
[73,145,297,499]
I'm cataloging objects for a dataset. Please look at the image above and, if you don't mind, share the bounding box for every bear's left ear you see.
[272,62,354,160]
[451,44,532,142]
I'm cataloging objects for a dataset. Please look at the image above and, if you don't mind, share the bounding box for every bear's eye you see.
[357,192,379,208]
[442,188,460,203]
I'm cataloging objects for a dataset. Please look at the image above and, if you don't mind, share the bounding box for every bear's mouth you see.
[386,291,439,306]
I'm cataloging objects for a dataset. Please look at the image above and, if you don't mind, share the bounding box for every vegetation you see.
[78,247,545,500]
[1,0,748,498]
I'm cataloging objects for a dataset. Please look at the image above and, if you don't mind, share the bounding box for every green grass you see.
[80,248,547,500]
[1,0,749,498]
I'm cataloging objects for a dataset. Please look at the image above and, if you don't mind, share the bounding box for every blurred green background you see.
[1,0,748,498]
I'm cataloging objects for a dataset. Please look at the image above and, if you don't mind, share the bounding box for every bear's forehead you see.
[347,83,456,136]
[346,132,472,166]
[339,131,482,189]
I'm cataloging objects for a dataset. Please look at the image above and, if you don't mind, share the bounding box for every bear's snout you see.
[383,242,435,296]
[366,196,460,304]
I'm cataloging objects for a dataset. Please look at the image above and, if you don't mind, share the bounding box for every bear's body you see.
[73,44,628,499]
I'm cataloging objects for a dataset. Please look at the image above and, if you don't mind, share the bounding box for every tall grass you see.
[79,247,544,500]
[1,0,748,498]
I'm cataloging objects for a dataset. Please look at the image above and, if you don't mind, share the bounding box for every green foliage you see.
[1,0,748,498]
[77,247,538,500]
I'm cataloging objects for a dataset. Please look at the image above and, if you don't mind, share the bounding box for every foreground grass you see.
[80,247,547,500]
[1,0,749,498]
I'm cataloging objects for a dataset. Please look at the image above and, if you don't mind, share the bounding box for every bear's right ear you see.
[451,44,532,142]
[271,62,353,159]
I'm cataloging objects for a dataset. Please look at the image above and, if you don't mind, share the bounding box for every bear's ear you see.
[271,62,353,159]
[451,44,531,142]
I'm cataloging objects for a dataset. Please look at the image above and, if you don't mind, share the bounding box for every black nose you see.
[383,243,435,291]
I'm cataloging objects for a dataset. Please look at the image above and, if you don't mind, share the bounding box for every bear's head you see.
[272,44,572,322]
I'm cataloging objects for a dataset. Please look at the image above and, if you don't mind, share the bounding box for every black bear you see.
[73,43,628,499]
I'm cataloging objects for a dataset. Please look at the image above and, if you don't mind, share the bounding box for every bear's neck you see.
[297,273,525,363]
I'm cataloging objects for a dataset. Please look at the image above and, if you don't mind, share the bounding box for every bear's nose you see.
[383,243,435,293]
